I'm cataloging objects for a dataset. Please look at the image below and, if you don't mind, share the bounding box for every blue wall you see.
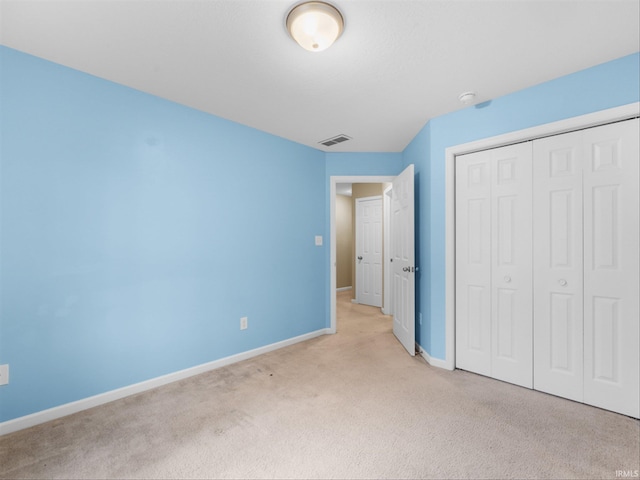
[405,52,640,360]
[0,47,327,422]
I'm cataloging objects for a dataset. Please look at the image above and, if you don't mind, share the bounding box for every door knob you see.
[504,276,511,283]
[357,256,363,260]
[559,279,567,286]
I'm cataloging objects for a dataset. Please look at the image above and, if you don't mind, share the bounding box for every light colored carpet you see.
[1,290,639,479]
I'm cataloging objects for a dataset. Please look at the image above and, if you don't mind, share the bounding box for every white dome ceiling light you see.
[286,2,344,52]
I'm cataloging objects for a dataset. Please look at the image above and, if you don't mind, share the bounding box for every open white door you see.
[392,164,415,356]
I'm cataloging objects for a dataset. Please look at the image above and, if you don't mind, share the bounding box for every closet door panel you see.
[583,118,639,418]
[491,143,533,388]
[533,132,584,402]
[456,151,492,376]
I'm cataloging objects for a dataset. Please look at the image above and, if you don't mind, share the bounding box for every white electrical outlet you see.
[0,364,9,386]
[240,317,248,330]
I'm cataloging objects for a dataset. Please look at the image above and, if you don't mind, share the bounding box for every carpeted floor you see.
[1,290,639,479]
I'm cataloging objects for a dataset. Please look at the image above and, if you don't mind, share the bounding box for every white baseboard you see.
[0,328,331,436]
[417,344,453,371]
[336,286,352,292]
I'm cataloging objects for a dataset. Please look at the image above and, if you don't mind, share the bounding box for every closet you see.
[455,118,639,418]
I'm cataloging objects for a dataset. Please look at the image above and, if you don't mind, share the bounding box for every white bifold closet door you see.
[532,129,585,403]
[583,119,639,417]
[456,142,533,388]
[456,117,638,418]
[534,118,639,418]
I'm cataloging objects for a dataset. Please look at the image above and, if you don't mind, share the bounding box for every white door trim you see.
[330,176,396,334]
[444,102,640,371]
[383,184,393,315]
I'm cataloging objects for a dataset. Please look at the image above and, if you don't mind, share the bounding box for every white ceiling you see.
[1,1,638,153]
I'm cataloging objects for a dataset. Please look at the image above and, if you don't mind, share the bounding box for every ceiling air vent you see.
[319,134,352,147]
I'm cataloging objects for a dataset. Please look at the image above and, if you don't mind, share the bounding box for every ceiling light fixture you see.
[286,1,344,52]
[458,91,477,104]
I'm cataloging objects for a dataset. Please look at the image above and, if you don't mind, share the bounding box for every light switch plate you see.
[315,235,323,246]
[0,364,9,386]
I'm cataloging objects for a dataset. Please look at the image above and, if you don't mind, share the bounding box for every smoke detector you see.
[458,91,477,104]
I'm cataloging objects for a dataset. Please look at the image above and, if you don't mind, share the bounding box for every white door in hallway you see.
[392,164,415,356]
[355,196,383,307]
[456,143,533,388]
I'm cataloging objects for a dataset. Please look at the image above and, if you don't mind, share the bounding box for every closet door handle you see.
[559,279,567,287]
[504,276,511,283]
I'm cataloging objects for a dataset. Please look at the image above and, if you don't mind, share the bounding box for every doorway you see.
[330,166,416,357]
[329,176,395,335]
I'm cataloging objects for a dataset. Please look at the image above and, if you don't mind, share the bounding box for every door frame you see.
[330,176,396,333]
[444,102,640,371]
[383,184,393,315]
